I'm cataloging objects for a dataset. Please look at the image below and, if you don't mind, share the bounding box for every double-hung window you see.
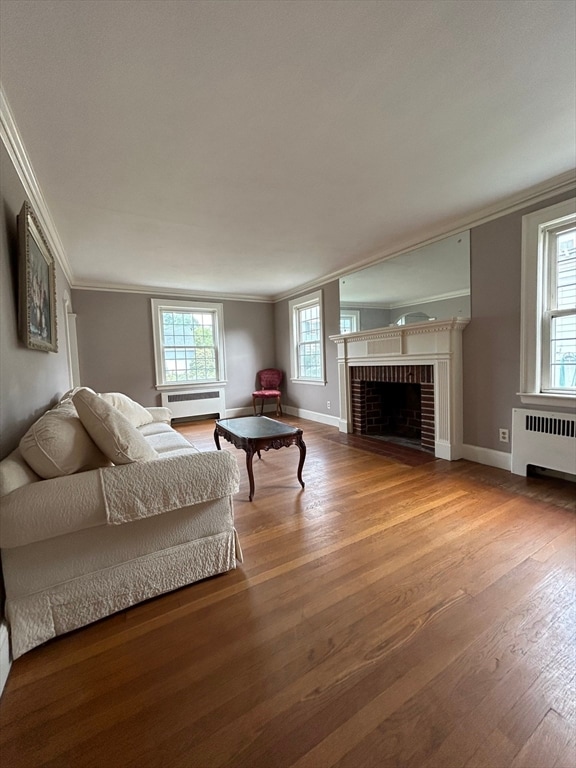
[151,299,226,387]
[289,290,325,383]
[520,198,576,406]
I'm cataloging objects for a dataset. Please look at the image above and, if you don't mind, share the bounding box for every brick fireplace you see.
[331,318,469,460]
[350,365,435,451]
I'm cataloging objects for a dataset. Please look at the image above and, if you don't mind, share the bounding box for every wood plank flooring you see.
[0,416,574,768]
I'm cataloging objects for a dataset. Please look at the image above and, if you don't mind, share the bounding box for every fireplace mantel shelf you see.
[330,317,470,345]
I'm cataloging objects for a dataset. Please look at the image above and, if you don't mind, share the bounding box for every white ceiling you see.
[1,0,575,301]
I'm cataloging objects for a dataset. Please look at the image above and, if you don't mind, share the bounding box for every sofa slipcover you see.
[0,394,241,658]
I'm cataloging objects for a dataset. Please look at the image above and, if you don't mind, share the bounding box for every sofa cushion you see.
[19,402,111,479]
[73,389,158,465]
[99,392,154,428]
[141,424,200,456]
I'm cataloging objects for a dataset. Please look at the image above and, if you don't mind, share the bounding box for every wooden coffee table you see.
[214,416,306,501]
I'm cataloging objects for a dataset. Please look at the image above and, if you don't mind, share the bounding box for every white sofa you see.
[0,388,241,658]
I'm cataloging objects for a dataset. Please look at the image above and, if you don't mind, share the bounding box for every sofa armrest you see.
[0,451,240,549]
[101,451,240,525]
[146,407,172,424]
[0,469,106,548]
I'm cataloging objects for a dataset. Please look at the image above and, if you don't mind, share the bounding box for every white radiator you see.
[511,408,576,476]
[161,388,225,420]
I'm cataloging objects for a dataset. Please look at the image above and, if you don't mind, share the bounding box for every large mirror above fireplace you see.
[339,231,471,332]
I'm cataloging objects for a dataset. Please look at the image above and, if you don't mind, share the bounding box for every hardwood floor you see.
[1,417,574,768]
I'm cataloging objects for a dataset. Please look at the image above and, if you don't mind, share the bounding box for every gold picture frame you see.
[17,202,58,352]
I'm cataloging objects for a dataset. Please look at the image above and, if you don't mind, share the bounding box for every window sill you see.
[155,381,228,392]
[290,378,326,386]
[518,392,576,409]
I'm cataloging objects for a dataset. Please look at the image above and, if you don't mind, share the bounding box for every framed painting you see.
[17,202,58,352]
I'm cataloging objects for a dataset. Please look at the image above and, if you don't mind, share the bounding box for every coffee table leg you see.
[214,428,221,450]
[296,437,306,489]
[245,447,256,501]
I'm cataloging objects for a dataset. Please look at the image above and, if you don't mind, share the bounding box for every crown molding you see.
[342,290,469,311]
[71,280,274,303]
[388,289,470,309]
[272,170,576,303]
[0,85,74,285]
[340,301,389,310]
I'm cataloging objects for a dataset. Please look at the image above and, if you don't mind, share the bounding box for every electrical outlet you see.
[499,428,509,443]
[327,400,331,410]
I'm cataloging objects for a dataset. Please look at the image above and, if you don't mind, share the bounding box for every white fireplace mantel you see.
[330,317,470,460]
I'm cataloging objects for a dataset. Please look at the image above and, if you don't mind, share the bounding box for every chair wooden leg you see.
[252,396,257,416]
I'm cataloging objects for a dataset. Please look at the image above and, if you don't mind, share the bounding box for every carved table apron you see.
[214,416,306,501]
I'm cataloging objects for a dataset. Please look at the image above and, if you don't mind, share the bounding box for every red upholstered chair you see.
[252,369,283,416]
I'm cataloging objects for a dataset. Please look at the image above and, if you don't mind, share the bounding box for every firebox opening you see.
[365,381,423,446]
[350,365,435,453]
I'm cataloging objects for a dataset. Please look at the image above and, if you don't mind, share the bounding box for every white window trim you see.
[520,198,576,408]
[151,298,226,390]
[289,289,326,385]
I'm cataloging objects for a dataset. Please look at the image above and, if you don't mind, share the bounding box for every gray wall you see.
[274,279,341,417]
[463,188,576,452]
[71,289,275,411]
[359,307,390,331]
[0,143,73,459]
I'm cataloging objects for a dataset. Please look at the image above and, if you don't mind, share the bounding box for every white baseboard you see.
[282,406,340,428]
[225,405,340,428]
[462,444,512,471]
[0,621,11,697]
[224,406,256,418]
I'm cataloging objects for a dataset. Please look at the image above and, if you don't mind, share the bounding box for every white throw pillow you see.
[73,388,158,465]
[99,392,154,428]
[19,401,111,479]
[58,386,97,405]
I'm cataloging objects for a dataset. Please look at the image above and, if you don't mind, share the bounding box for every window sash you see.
[541,223,576,393]
[297,340,322,379]
[160,310,219,383]
[296,304,320,378]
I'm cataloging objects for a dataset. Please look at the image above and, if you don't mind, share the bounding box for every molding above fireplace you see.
[330,318,470,460]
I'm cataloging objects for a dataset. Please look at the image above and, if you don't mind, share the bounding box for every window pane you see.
[298,341,321,378]
[550,314,576,389]
[298,305,320,344]
[160,309,217,382]
[555,229,576,311]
